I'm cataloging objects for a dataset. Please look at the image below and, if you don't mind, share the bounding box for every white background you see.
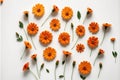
[1,0,120,80]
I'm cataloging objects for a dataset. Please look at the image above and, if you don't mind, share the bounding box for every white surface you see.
[1,0,120,80]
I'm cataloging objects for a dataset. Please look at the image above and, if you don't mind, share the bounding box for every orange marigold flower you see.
[61,7,73,21]
[78,61,92,75]
[87,36,99,49]
[76,43,85,53]
[63,50,72,57]
[76,25,85,37]
[98,49,104,55]
[32,3,45,17]
[23,62,29,71]
[50,19,60,31]
[87,7,93,15]
[52,5,59,13]
[27,23,39,35]
[88,22,99,34]
[102,23,111,31]
[0,0,3,4]
[111,37,115,42]
[58,32,70,46]
[23,11,29,18]
[43,47,56,61]
[24,41,32,49]
[39,30,53,45]
[31,54,37,61]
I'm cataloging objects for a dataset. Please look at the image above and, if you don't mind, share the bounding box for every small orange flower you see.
[50,19,60,31]
[39,30,53,45]
[32,3,45,17]
[23,11,29,18]
[78,61,92,75]
[52,5,59,13]
[0,0,3,4]
[87,36,99,49]
[23,62,29,71]
[24,41,32,49]
[43,47,56,61]
[88,22,99,34]
[61,7,73,21]
[76,43,85,53]
[63,50,72,57]
[87,7,93,15]
[76,25,85,37]
[98,49,104,55]
[111,37,115,42]
[27,23,39,35]
[58,32,70,46]
[102,23,111,31]
[31,54,37,61]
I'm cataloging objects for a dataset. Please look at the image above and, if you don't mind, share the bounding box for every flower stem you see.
[115,58,117,63]
[23,28,29,40]
[64,21,67,31]
[20,49,26,60]
[72,29,74,42]
[98,69,101,78]
[71,67,74,80]
[93,57,97,66]
[36,61,39,78]
[100,32,106,46]
[39,70,41,79]
[113,43,115,51]
[30,69,38,80]
[54,67,57,80]
[41,14,51,27]
[90,49,92,57]
[63,58,67,80]
[30,36,36,50]
[83,13,87,24]
[71,37,79,49]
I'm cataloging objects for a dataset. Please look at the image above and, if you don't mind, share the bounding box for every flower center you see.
[37,9,41,12]
[65,12,69,16]
[48,53,52,56]
[83,67,87,70]
[53,24,57,27]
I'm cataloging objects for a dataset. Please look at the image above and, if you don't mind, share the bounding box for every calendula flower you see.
[83,7,93,24]
[71,61,76,80]
[43,47,56,61]
[63,50,72,57]
[71,25,85,49]
[88,22,99,34]
[58,32,70,46]
[76,43,85,53]
[61,6,73,30]
[0,0,3,4]
[23,11,29,18]
[100,23,112,45]
[110,37,115,50]
[98,62,103,78]
[41,5,59,27]
[39,30,53,45]
[50,19,60,31]
[78,61,92,75]
[87,36,99,56]
[32,3,45,17]
[93,49,104,65]
[54,60,59,80]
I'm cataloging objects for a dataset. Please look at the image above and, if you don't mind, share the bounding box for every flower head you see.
[27,23,39,35]
[24,41,32,49]
[39,30,53,45]
[61,7,73,21]
[98,49,104,55]
[78,61,92,75]
[31,54,37,61]
[76,25,85,37]
[32,3,45,17]
[88,22,99,34]
[63,50,72,57]
[50,19,60,31]
[0,0,3,4]
[76,43,85,53]
[102,23,111,31]
[58,32,70,46]
[87,7,93,15]
[43,47,56,61]
[23,62,29,71]
[111,37,115,42]
[87,36,99,49]
[52,5,59,13]
[23,11,29,18]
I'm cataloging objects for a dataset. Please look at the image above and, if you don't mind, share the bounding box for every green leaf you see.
[77,11,81,20]
[80,75,86,79]
[40,63,44,70]
[59,75,64,78]
[71,23,74,29]
[46,69,49,73]
[62,60,65,65]
[114,51,118,57]
[19,21,23,28]
[112,51,115,56]
[17,35,23,41]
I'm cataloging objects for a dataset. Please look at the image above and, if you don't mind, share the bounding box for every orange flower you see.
[24,41,32,49]
[78,61,92,75]
[111,37,115,42]
[31,54,37,61]
[87,7,93,15]
[52,5,59,13]
[32,3,45,17]
[50,19,60,31]
[23,62,29,71]
[27,23,39,35]
[88,22,99,34]
[23,11,29,18]
[76,25,85,37]
[61,7,73,21]
[43,47,56,61]
[87,36,99,49]
[39,30,53,45]
[102,23,111,31]
[0,0,3,4]
[63,50,72,57]
[98,49,104,55]
[58,32,70,46]
[76,43,85,53]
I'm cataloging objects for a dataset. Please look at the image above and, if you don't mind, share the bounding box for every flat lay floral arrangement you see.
[1,1,116,80]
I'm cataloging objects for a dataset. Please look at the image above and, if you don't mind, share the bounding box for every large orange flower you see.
[39,30,53,45]
[88,22,99,34]
[78,61,92,75]
[61,7,73,21]
[23,62,29,71]
[63,50,72,57]
[27,23,39,35]
[87,36,99,49]
[76,43,85,53]
[50,19,60,31]
[24,41,32,49]
[58,32,70,46]
[32,3,45,17]
[43,47,56,61]
[76,25,85,37]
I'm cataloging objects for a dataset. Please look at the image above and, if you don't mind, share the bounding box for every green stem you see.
[30,69,38,80]
[41,14,51,27]
[71,37,79,49]
[30,36,36,50]
[54,67,56,80]
[90,49,92,57]
[71,67,74,80]
[98,69,101,78]
[72,29,74,42]
[113,43,115,51]
[36,61,39,78]
[23,28,29,40]
[93,56,97,66]
[64,21,67,31]
[115,58,117,63]
[20,49,26,60]
[39,70,41,79]
[83,13,87,24]
[100,32,106,46]
[63,59,67,80]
